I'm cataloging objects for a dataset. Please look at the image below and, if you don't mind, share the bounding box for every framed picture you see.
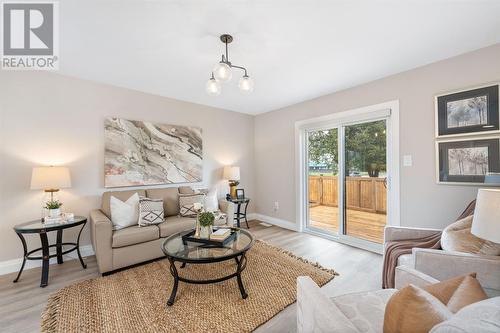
[235,189,245,199]
[436,137,500,185]
[435,84,499,137]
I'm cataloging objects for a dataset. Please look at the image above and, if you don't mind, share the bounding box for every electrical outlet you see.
[274,201,279,211]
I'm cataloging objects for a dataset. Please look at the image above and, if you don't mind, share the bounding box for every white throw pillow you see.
[110,193,140,230]
[204,188,219,212]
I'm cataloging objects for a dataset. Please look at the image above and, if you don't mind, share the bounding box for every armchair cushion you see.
[430,297,500,333]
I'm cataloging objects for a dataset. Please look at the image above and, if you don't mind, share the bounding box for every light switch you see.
[403,155,413,167]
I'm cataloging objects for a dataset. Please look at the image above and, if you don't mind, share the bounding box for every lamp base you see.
[230,185,237,199]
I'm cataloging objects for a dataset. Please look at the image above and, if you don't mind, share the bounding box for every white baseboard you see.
[0,244,95,276]
[251,213,299,231]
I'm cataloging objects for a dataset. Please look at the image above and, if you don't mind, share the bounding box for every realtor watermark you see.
[1,1,59,70]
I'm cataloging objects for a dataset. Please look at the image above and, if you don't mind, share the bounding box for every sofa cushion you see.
[430,297,500,333]
[102,189,146,219]
[330,289,396,333]
[158,216,196,238]
[146,188,179,217]
[110,193,140,230]
[441,215,500,256]
[112,225,159,248]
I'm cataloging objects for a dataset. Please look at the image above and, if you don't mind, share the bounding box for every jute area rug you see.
[42,240,338,333]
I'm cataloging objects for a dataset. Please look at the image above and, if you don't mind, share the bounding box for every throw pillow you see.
[110,193,140,230]
[179,193,205,217]
[424,273,477,305]
[178,186,195,194]
[383,284,452,333]
[138,197,164,226]
[204,188,219,212]
[441,215,500,255]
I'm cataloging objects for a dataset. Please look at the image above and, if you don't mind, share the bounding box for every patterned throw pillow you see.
[179,193,205,217]
[138,197,164,226]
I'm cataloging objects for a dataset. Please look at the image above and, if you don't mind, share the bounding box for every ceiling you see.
[59,0,500,115]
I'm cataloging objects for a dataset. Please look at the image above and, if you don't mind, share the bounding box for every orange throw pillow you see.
[383,284,452,333]
[424,273,487,313]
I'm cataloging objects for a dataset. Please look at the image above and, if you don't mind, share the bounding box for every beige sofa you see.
[90,187,234,274]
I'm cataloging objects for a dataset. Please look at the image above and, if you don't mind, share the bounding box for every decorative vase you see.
[49,208,61,217]
[199,225,212,239]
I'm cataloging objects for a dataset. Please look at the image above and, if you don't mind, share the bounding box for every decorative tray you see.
[181,228,238,247]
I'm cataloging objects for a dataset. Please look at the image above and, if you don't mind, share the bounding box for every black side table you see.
[13,216,87,287]
[228,198,250,228]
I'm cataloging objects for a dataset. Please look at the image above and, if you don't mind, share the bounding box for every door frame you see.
[295,100,400,253]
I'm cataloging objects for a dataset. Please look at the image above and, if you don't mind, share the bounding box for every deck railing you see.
[309,175,386,214]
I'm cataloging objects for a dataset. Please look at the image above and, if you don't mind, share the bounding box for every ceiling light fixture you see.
[206,34,253,95]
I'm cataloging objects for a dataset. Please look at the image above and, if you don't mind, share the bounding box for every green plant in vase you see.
[198,211,215,239]
[45,200,63,218]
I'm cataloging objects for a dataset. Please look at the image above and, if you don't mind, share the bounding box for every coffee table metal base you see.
[166,253,248,306]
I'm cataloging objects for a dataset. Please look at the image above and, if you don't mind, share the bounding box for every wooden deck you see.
[309,205,386,244]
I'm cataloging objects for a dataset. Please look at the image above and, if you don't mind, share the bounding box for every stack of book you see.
[210,228,232,241]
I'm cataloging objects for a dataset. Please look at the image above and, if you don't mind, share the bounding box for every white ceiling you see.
[59,0,500,115]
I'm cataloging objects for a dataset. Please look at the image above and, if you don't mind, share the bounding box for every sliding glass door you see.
[344,120,387,244]
[306,118,389,247]
[307,128,339,235]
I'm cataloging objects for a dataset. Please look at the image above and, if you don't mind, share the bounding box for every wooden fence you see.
[309,175,386,214]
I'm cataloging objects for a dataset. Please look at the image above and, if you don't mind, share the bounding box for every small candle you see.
[193,202,202,211]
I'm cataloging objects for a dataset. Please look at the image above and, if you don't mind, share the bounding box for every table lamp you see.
[31,166,72,201]
[223,166,240,199]
[471,188,500,244]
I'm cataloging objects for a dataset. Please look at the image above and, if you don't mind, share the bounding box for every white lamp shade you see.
[223,166,240,181]
[31,166,71,190]
[471,188,500,244]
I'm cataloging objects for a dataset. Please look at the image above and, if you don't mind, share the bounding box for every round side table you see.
[13,216,87,287]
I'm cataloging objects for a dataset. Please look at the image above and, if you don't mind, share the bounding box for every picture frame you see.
[235,189,245,199]
[436,136,500,185]
[435,84,499,137]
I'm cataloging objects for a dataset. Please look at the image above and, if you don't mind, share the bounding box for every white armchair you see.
[384,226,500,297]
[297,266,500,333]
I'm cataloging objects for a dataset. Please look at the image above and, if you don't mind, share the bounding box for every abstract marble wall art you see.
[104,118,202,187]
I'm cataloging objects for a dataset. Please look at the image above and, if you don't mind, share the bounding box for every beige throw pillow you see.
[384,284,452,333]
[179,193,205,217]
[441,215,500,255]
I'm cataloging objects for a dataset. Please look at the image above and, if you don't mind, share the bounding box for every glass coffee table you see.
[161,228,255,306]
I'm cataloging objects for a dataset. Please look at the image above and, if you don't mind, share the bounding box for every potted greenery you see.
[45,200,63,217]
[198,211,215,239]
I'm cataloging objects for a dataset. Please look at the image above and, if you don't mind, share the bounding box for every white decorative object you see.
[63,212,75,221]
[110,193,140,230]
[104,118,202,187]
[193,202,203,211]
[204,188,218,212]
[48,208,61,218]
[472,188,500,244]
[199,226,211,239]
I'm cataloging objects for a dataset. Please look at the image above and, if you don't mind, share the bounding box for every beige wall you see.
[0,72,255,262]
[254,44,500,230]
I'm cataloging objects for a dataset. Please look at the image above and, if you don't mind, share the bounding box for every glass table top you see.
[14,216,87,232]
[162,228,255,261]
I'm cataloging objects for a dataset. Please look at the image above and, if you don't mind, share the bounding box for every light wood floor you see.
[0,220,382,333]
[309,205,386,243]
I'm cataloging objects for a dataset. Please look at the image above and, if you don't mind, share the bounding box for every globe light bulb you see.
[238,75,254,94]
[213,62,232,82]
[206,77,221,96]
